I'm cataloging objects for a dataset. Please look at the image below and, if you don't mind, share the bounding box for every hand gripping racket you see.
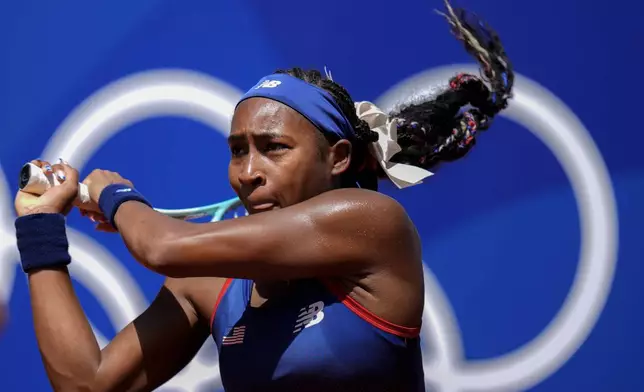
[18,162,245,222]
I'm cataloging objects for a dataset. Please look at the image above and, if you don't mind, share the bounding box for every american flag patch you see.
[222,326,246,346]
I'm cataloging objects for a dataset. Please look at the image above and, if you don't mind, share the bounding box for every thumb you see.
[95,222,118,233]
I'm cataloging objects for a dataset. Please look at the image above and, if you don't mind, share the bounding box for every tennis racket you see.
[18,162,245,222]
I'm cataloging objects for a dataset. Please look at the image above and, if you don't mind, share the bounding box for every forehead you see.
[230,97,319,139]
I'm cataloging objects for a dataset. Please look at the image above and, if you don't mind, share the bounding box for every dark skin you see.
[16,97,424,391]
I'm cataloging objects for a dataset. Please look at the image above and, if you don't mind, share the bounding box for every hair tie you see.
[354,101,434,189]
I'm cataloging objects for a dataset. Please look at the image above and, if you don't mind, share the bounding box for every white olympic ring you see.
[0,65,618,391]
[377,65,618,391]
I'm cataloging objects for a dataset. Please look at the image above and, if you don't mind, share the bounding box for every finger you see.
[88,211,107,222]
[79,209,106,222]
[90,212,108,223]
[58,161,80,184]
[51,163,67,183]
[86,211,105,223]
[95,222,118,233]
[32,159,53,175]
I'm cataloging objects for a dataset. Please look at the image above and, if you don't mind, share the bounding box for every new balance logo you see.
[222,325,246,346]
[293,301,325,333]
[255,80,282,89]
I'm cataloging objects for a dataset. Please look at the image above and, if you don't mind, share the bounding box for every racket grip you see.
[18,162,91,205]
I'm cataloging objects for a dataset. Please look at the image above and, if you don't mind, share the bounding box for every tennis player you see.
[14,3,513,391]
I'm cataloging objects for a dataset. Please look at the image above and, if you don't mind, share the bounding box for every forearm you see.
[110,188,414,280]
[113,201,186,268]
[112,200,298,277]
[16,213,101,390]
[28,267,101,391]
[110,192,380,280]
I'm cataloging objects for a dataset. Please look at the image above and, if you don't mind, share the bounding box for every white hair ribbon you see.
[354,101,434,189]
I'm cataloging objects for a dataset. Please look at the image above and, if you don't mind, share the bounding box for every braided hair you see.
[277,1,514,191]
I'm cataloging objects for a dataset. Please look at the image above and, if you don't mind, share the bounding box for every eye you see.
[230,145,246,157]
[266,142,289,152]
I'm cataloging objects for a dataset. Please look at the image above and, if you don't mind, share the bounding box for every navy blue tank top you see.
[210,278,425,391]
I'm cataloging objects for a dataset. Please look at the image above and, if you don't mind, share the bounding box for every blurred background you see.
[0,0,643,391]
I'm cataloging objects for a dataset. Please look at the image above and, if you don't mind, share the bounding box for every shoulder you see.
[315,188,414,228]
[312,188,419,250]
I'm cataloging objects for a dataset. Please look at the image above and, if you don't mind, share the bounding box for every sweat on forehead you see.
[232,97,319,134]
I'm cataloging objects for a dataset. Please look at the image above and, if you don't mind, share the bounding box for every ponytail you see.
[276,0,514,189]
[388,0,514,170]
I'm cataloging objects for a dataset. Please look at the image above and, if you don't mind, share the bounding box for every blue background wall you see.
[0,1,642,391]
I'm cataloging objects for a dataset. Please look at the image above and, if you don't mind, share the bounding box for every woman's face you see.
[228,97,352,214]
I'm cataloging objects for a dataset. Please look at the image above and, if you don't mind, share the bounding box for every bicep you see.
[158,189,419,281]
[93,278,210,392]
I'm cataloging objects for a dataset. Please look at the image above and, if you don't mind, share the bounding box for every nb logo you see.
[255,80,282,89]
[293,301,325,333]
[0,67,616,392]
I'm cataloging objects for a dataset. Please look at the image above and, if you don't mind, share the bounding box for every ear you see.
[328,139,352,176]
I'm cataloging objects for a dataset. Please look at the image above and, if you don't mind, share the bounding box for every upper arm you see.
[154,189,421,281]
[93,278,210,392]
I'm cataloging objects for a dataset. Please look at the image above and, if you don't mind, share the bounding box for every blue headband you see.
[236,74,356,141]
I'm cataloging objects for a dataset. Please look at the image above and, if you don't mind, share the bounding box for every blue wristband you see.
[15,213,71,273]
[99,183,152,228]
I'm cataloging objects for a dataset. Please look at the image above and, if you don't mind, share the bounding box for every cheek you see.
[293,153,332,193]
[228,162,240,189]
[267,154,312,195]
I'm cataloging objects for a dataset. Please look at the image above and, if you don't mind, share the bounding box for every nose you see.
[237,153,266,188]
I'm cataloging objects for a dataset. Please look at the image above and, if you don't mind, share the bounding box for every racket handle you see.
[18,162,91,205]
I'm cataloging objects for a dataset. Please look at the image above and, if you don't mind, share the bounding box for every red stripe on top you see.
[210,278,233,335]
[322,279,421,339]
